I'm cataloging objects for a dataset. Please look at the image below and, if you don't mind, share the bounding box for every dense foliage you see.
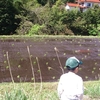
[0,0,20,35]
[0,0,100,35]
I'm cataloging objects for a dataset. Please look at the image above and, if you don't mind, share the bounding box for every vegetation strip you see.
[0,81,100,100]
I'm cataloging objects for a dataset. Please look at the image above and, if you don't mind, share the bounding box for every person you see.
[57,56,84,100]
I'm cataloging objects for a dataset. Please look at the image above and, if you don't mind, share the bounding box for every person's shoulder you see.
[60,73,68,79]
[60,73,66,77]
[75,74,83,81]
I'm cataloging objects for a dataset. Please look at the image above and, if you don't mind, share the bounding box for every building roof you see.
[67,3,87,8]
[77,0,100,3]
[67,3,80,7]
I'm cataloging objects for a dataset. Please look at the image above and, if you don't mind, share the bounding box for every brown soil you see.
[0,36,100,82]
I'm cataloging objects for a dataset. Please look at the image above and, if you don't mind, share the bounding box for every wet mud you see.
[0,36,100,82]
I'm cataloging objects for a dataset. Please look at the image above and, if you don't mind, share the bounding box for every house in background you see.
[65,0,100,12]
[65,2,87,12]
[65,3,80,11]
[77,0,100,7]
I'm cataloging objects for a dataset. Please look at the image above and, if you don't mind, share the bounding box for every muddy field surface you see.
[0,36,100,82]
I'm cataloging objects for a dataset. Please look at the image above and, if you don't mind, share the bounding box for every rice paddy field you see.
[0,35,100,99]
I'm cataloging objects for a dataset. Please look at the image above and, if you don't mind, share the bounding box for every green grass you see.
[0,81,100,100]
[84,81,100,99]
[0,82,58,100]
[0,35,100,38]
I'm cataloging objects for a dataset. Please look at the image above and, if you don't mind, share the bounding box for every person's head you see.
[65,56,82,73]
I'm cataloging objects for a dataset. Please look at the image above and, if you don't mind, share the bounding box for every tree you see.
[83,5,100,35]
[0,0,20,35]
[37,0,57,6]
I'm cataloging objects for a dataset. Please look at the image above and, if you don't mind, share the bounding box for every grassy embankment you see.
[0,81,100,100]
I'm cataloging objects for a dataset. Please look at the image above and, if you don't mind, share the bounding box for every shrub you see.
[28,24,44,36]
